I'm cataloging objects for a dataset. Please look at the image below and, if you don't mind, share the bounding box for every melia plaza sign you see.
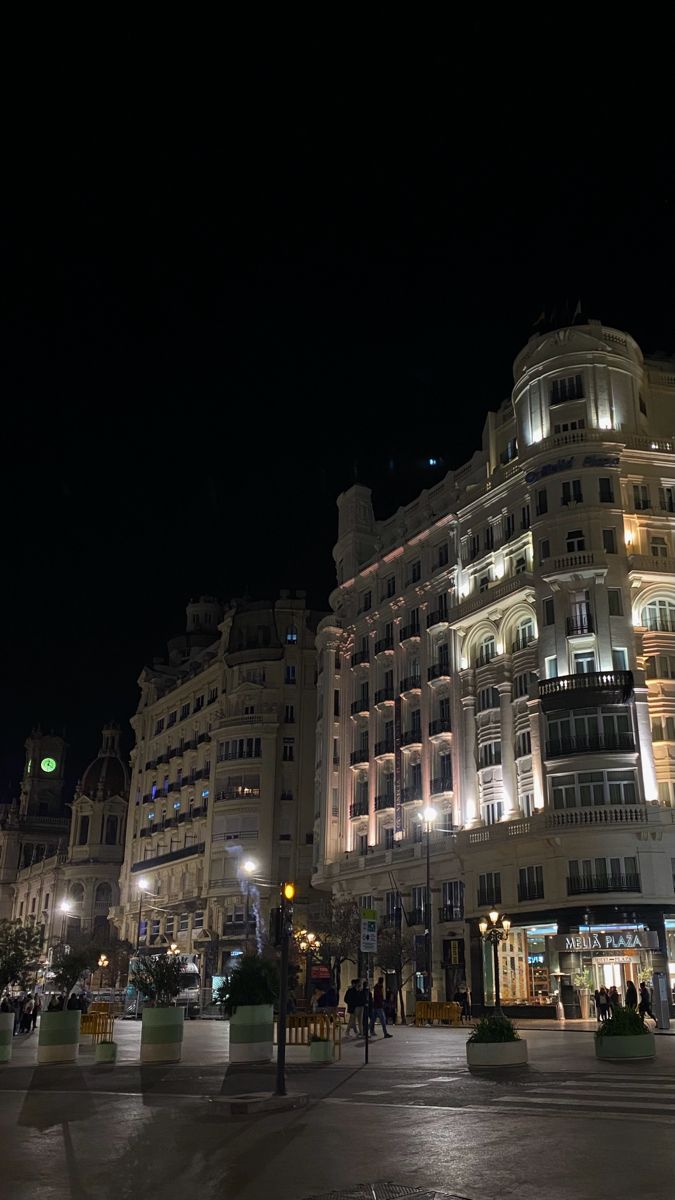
[551,929,659,952]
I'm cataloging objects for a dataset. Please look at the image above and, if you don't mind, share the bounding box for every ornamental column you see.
[497,682,518,818]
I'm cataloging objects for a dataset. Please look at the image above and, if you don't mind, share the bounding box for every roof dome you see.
[79,724,129,800]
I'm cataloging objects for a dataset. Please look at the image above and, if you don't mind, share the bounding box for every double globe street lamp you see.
[478,909,511,1014]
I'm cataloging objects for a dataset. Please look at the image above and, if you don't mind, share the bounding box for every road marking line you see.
[495,1095,675,1111]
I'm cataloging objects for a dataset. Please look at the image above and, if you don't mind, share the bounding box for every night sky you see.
[2,21,673,791]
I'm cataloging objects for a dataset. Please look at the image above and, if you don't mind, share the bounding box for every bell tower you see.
[19,730,67,819]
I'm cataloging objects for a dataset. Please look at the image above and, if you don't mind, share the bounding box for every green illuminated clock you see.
[40,757,57,774]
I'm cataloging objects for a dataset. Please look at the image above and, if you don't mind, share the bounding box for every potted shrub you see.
[574,969,593,1020]
[95,1039,118,1065]
[132,954,186,1063]
[39,947,94,1064]
[0,920,41,1064]
[309,1033,334,1064]
[222,955,278,1064]
[595,1005,656,1060]
[466,1014,528,1069]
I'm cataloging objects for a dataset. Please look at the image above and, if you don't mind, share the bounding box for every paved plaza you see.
[1,1020,674,1199]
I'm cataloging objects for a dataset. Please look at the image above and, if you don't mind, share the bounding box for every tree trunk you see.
[396,969,407,1025]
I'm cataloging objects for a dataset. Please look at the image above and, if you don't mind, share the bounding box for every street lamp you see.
[420,805,437,1000]
[135,876,150,950]
[296,929,322,1001]
[478,909,511,1014]
[59,898,72,944]
[167,943,180,958]
[241,858,258,953]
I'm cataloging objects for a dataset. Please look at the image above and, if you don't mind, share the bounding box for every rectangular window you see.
[386,575,396,597]
[536,488,548,516]
[154,718,165,735]
[478,741,501,768]
[284,704,295,723]
[521,793,535,817]
[608,588,623,616]
[478,871,501,905]
[574,650,596,674]
[167,711,177,727]
[483,800,503,825]
[521,504,531,531]
[361,590,372,612]
[550,374,584,405]
[612,647,628,671]
[659,486,675,513]
[650,535,668,558]
[207,688,218,705]
[179,913,189,932]
[477,687,499,712]
[545,655,558,679]
[566,529,585,552]
[515,555,527,574]
[411,560,421,583]
[552,774,577,810]
[516,730,532,757]
[193,694,204,712]
[513,672,530,699]
[633,484,650,511]
[479,574,490,592]
[505,513,515,538]
[437,543,449,567]
[165,915,174,936]
[599,478,614,503]
[384,827,395,849]
[602,528,617,554]
[285,665,296,685]
[469,535,479,560]
[561,479,583,505]
[484,525,494,551]
[411,885,426,918]
[442,880,464,918]
[358,834,368,855]
[539,538,550,563]
[193,910,204,930]
[543,597,555,625]
[179,703,190,721]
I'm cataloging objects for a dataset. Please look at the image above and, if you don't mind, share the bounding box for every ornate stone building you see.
[313,319,675,1014]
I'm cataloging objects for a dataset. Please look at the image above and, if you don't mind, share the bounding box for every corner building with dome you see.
[313,318,675,1017]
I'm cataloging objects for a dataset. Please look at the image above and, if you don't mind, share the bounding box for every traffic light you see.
[270,905,283,948]
[283,882,296,901]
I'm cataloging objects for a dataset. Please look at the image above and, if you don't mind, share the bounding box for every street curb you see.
[210,1091,310,1114]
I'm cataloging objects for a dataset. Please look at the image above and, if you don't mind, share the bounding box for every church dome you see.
[79,724,129,800]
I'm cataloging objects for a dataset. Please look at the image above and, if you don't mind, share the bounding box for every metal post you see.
[275,896,289,1097]
[493,936,501,1014]
[364,962,370,1065]
[134,891,143,1018]
[426,822,433,1000]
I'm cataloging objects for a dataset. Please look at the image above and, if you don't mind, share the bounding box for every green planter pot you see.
[595,1032,656,1060]
[0,1012,14,1063]
[141,1006,184,1063]
[38,1010,81,1064]
[467,1040,528,1069]
[95,1041,117,1065]
[310,1040,334,1064]
[229,1004,273,1063]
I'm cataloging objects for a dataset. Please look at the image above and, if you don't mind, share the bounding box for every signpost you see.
[361,909,378,1065]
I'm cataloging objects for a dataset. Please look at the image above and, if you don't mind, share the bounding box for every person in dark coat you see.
[639,982,657,1026]
[31,993,41,1031]
[625,980,638,1008]
[596,987,609,1021]
[344,979,359,1037]
[66,992,80,1011]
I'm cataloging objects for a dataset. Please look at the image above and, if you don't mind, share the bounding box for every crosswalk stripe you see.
[495,1095,675,1111]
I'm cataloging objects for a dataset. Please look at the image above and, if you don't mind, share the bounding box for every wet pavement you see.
[2,1021,674,1199]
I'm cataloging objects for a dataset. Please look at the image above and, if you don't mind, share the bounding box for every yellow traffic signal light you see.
[283,882,296,901]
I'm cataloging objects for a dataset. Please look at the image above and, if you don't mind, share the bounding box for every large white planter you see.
[38,1010,81,1064]
[229,1004,274,1063]
[0,1012,14,1063]
[141,1006,184,1064]
[467,1039,528,1069]
[596,1032,656,1060]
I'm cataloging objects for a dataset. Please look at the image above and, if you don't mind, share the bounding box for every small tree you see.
[219,955,279,1014]
[315,898,361,996]
[131,955,186,1007]
[51,946,99,1009]
[375,925,415,1025]
[0,920,42,995]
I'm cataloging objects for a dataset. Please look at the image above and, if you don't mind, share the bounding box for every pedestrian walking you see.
[67,991,81,1012]
[597,986,609,1022]
[608,985,620,1015]
[0,993,11,1014]
[31,993,41,1031]
[639,982,658,1027]
[344,979,360,1037]
[21,994,34,1034]
[370,976,392,1038]
[625,979,638,1009]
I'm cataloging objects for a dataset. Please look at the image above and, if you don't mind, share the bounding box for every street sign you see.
[360,908,378,954]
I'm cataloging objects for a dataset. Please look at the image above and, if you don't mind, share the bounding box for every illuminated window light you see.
[173,801,181,810]
[600,418,612,430]
[428,457,438,467]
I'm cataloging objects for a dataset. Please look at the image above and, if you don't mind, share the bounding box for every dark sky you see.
[2,19,673,790]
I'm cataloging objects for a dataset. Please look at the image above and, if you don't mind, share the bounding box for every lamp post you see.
[478,909,511,1014]
[59,898,72,945]
[296,930,322,1001]
[420,805,437,1000]
[241,858,258,953]
[135,876,149,950]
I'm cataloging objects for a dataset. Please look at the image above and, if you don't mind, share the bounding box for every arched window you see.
[95,881,112,905]
[476,635,496,668]
[104,816,118,845]
[78,816,89,846]
[641,598,675,633]
[69,882,84,904]
[286,624,298,644]
[513,617,535,652]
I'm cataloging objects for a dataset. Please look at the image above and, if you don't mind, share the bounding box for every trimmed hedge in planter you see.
[141,1006,184,1064]
[466,1014,528,1069]
[595,1007,656,1060]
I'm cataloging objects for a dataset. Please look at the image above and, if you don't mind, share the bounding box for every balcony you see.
[628,553,675,576]
[216,786,261,801]
[427,609,449,630]
[374,687,395,705]
[545,732,636,758]
[349,798,369,819]
[351,698,370,716]
[547,551,595,572]
[408,908,426,926]
[511,637,536,654]
[539,670,634,710]
[567,873,642,896]
[374,739,394,757]
[401,729,422,747]
[477,887,502,908]
[218,749,262,762]
[351,650,370,667]
[374,637,395,655]
[438,904,463,922]
[428,662,450,682]
[429,717,452,737]
[475,651,497,668]
[430,776,453,795]
[350,748,370,766]
[400,676,422,694]
[401,786,422,804]
[450,573,534,625]
[517,881,545,902]
[131,842,205,873]
[399,624,421,644]
[566,614,594,636]
[375,794,394,812]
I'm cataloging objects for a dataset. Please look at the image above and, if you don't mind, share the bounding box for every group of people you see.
[595,980,658,1026]
[344,977,393,1039]
[0,991,42,1034]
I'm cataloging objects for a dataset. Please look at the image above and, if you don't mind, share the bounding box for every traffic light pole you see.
[275,887,292,1097]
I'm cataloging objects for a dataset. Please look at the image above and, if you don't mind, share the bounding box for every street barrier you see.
[274,1012,342,1060]
[414,1000,462,1026]
[80,1011,116,1043]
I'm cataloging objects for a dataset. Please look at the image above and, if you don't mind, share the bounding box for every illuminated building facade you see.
[313,320,675,1013]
